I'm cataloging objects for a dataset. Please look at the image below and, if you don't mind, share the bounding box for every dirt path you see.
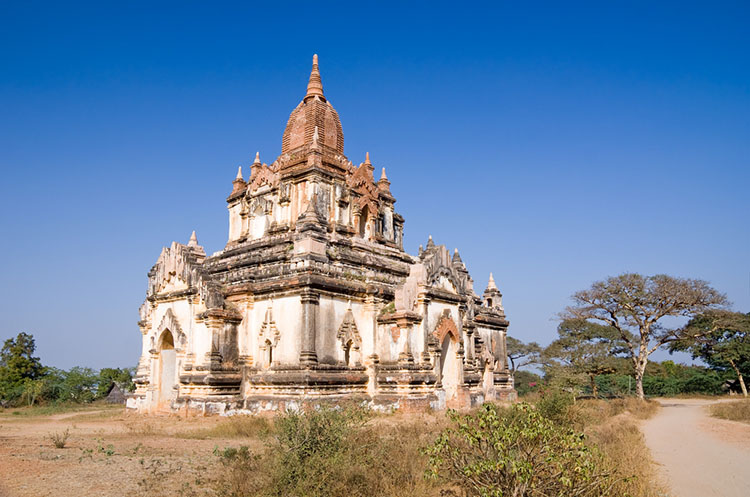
[641,398,750,497]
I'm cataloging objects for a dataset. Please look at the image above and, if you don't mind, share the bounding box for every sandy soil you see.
[0,406,259,497]
[641,398,750,497]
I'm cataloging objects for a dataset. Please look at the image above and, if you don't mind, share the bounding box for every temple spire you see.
[365,151,371,165]
[380,167,388,181]
[253,151,261,165]
[235,165,244,181]
[305,54,325,101]
[487,272,498,291]
[188,230,198,247]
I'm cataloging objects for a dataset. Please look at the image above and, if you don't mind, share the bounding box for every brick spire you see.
[305,54,325,101]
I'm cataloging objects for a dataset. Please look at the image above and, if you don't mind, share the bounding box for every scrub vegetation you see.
[709,399,750,424]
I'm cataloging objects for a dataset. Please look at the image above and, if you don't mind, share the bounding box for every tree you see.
[545,319,627,397]
[563,273,727,400]
[60,367,98,403]
[0,332,46,402]
[669,310,750,396]
[96,367,135,398]
[505,336,544,373]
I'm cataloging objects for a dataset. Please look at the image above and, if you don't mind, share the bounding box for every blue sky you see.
[1,1,748,369]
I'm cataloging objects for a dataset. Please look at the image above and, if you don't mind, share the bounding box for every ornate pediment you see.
[148,241,205,296]
[248,163,279,192]
[156,309,186,348]
[259,307,280,347]
[433,310,460,344]
[337,307,361,349]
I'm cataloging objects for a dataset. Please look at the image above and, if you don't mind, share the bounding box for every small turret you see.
[378,166,391,193]
[251,151,262,177]
[231,166,246,194]
[426,234,435,250]
[483,272,503,309]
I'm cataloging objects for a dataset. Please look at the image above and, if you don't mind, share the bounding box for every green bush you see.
[536,388,575,423]
[268,405,371,497]
[425,403,618,497]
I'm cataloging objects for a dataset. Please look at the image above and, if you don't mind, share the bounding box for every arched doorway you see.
[158,330,177,407]
[439,334,460,395]
[358,206,369,238]
[264,339,273,368]
[344,340,353,367]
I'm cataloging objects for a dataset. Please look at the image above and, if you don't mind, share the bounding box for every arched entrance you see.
[439,334,459,395]
[358,206,369,238]
[157,330,177,407]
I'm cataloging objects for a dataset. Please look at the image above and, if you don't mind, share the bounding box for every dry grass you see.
[175,415,271,439]
[1,399,664,497]
[710,399,750,423]
[587,415,665,497]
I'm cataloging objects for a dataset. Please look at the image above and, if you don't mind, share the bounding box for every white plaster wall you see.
[228,203,242,242]
[317,297,370,365]
[245,295,302,365]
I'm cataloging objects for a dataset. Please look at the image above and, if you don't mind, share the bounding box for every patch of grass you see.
[176,415,270,439]
[48,428,70,448]
[0,402,119,418]
[587,415,665,497]
[710,399,750,423]
[124,418,163,436]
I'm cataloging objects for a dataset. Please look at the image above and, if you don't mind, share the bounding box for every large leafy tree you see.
[564,273,727,399]
[670,310,750,396]
[0,332,46,402]
[545,319,627,397]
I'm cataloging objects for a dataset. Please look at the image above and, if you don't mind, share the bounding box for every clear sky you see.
[1,1,748,369]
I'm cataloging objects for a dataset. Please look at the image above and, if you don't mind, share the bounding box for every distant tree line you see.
[510,273,749,400]
[0,332,134,407]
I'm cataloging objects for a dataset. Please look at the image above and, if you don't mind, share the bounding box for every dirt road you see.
[641,398,750,497]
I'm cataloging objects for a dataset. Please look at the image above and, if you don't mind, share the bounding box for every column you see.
[299,289,319,366]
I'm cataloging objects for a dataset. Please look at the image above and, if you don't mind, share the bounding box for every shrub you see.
[268,404,371,497]
[536,388,575,423]
[213,445,268,497]
[424,403,619,497]
[49,428,70,448]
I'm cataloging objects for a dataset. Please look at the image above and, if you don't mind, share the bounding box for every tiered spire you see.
[487,272,498,291]
[188,230,199,247]
[305,54,325,101]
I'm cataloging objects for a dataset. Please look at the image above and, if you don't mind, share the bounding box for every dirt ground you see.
[641,398,750,497]
[0,405,262,497]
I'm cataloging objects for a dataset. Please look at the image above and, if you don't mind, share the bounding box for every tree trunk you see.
[634,362,647,400]
[729,360,748,397]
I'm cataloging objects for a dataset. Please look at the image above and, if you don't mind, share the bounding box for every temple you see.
[129,56,515,414]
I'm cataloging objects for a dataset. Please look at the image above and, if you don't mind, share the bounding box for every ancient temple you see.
[129,56,514,414]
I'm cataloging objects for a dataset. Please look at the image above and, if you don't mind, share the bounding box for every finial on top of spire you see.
[253,151,261,164]
[487,272,498,291]
[365,151,371,165]
[452,248,463,264]
[380,167,388,181]
[426,235,435,249]
[305,54,325,100]
[188,230,198,247]
[235,165,244,181]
